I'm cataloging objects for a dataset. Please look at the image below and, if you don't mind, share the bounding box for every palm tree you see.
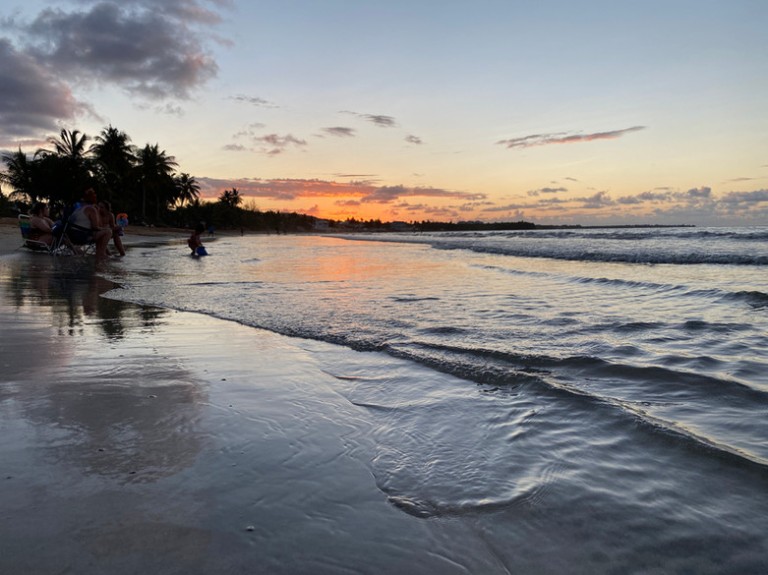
[0,149,37,202]
[90,125,136,203]
[46,128,90,159]
[38,128,94,203]
[219,187,242,208]
[173,173,201,207]
[135,144,178,221]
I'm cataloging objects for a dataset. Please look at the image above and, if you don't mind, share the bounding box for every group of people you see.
[28,187,126,259]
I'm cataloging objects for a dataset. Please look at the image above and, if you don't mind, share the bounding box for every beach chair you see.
[54,218,97,256]
[18,214,52,252]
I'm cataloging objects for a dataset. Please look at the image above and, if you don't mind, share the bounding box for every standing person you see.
[188,222,208,256]
[67,187,111,258]
[98,200,126,256]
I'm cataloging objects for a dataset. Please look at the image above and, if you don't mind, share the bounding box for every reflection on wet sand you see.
[0,254,204,484]
[1,255,163,339]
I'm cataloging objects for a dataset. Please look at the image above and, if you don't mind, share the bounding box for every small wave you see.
[390,296,440,302]
[189,280,264,287]
[417,326,469,335]
[721,290,768,309]
[437,243,768,266]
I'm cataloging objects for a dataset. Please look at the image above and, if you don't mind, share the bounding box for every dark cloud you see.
[720,189,768,205]
[104,0,229,24]
[679,186,712,200]
[497,126,645,149]
[617,190,673,205]
[0,0,225,143]
[580,191,614,209]
[0,38,85,141]
[17,2,219,99]
[322,127,356,137]
[405,135,423,144]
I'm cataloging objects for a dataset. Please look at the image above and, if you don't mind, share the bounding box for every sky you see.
[1,0,767,226]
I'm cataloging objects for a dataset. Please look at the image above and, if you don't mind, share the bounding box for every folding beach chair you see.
[18,214,52,253]
[54,218,97,256]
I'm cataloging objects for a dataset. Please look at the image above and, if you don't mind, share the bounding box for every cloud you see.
[333,173,378,179]
[341,111,397,128]
[322,127,356,138]
[719,189,768,205]
[617,190,673,205]
[405,135,423,144]
[11,0,222,101]
[679,186,712,200]
[0,38,86,143]
[362,114,396,127]
[231,94,278,108]
[361,185,486,204]
[195,177,485,207]
[497,126,645,149]
[527,187,568,197]
[254,134,307,155]
[222,143,248,151]
[579,191,614,209]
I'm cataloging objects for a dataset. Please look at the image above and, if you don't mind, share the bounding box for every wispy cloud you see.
[497,126,645,149]
[230,95,278,108]
[254,134,307,155]
[362,114,396,127]
[341,111,397,128]
[322,127,356,137]
[405,135,423,144]
[361,185,485,204]
[527,187,568,197]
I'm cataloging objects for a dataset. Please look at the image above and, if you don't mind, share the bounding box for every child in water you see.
[188,223,208,256]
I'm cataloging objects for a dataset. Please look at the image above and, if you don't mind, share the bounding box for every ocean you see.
[10,225,768,572]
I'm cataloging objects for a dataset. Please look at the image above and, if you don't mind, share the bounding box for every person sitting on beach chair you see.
[27,202,56,248]
[66,188,111,258]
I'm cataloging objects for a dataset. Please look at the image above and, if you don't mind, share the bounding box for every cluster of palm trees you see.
[0,126,200,224]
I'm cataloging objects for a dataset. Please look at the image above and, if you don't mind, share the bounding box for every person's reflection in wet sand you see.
[0,255,204,483]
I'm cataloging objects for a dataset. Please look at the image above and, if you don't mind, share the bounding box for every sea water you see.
[98,226,768,572]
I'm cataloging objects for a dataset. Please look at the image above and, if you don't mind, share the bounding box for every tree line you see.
[0,126,318,232]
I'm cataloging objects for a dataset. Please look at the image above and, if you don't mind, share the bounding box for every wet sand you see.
[0,223,507,574]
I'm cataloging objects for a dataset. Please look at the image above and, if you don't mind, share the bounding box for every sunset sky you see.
[2,0,767,225]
